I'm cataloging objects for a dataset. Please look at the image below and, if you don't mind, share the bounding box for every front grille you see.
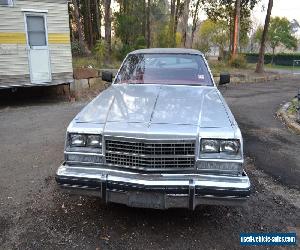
[105,139,195,170]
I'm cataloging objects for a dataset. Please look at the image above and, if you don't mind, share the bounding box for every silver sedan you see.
[56,48,250,209]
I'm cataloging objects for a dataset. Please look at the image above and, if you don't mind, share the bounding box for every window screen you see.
[26,15,47,46]
[0,0,13,6]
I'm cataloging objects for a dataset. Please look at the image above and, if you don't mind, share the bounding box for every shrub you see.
[229,54,247,68]
[208,60,228,76]
[244,53,300,66]
[93,40,106,65]
[194,40,211,57]
[71,41,85,56]
[288,98,299,115]
[135,36,146,50]
[117,44,134,61]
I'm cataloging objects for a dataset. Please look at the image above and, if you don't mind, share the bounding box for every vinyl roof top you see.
[129,48,204,55]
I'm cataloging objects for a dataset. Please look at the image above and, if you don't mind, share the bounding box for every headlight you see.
[86,135,102,148]
[70,134,86,147]
[200,139,240,155]
[200,139,220,153]
[69,133,102,149]
[220,140,240,154]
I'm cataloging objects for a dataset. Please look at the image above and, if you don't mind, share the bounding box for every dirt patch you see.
[246,158,300,209]
[0,215,12,246]
[73,81,109,101]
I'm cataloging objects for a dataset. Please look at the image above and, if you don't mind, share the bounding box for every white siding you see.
[49,44,73,74]
[0,44,29,76]
[0,0,70,33]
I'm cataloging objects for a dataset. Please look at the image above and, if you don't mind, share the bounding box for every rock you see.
[74,68,99,79]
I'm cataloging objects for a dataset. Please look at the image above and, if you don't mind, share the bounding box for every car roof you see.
[129,48,204,56]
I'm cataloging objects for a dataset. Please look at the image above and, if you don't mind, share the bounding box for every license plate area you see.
[128,191,165,209]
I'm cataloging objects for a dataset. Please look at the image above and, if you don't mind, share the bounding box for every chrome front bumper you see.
[56,163,251,210]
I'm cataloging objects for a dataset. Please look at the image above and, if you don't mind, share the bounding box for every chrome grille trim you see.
[105,138,195,170]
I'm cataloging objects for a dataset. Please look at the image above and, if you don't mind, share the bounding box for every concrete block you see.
[89,77,104,88]
[79,79,89,89]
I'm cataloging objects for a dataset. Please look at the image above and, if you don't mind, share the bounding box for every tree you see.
[104,0,112,64]
[253,25,263,44]
[232,0,241,56]
[201,0,258,53]
[150,0,169,47]
[70,0,102,51]
[190,0,201,47]
[146,0,151,48]
[195,19,229,57]
[268,17,298,64]
[85,0,93,48]
[254,16,298,66]
[181,0,191,47]
[71,0,90,55]
[114,0,147,57]
[94,0,101,42]
[169,0,184,47]
[255,0,273,73]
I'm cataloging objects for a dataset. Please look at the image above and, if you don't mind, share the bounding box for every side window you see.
[0,0,14,6]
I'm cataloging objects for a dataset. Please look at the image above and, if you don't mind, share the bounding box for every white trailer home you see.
[0,0,73,88]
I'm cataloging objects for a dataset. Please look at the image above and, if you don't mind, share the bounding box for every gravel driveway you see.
[0,81,299,249]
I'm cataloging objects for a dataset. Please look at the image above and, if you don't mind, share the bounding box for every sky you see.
[252,0,300,25]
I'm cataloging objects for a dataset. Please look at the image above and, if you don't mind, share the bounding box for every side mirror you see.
[219,73,230,85]
[102,71,113,83]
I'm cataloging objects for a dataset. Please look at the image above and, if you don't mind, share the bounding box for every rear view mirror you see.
[219,73,230,85]
[102,71,113,83]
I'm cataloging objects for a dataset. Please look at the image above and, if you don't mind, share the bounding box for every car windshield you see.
[114,53,213,86]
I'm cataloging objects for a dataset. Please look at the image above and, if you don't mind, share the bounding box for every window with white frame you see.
[0,0,14,7]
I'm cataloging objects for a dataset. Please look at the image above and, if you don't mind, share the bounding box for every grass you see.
[72,56,99,69]
[264,64,299,71]
[288,98,299,115]
[208,60,257,76]
[208,61,231,75]
[72,56,121,69]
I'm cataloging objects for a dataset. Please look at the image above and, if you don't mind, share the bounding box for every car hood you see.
[75,84,233,128]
